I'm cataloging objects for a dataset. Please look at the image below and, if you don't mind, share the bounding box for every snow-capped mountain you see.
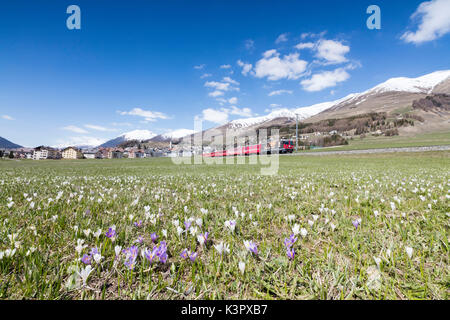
[98,130,156,148]
[227,70,450,130]
[229,93,357,129]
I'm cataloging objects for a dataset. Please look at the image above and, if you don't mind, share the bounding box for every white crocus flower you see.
[93,228,102,239]
[292,224,300,236]
[93,253,103,264]
[189,226,198,236]
[162,229,167,237]
[300,228,308,238]
[114,245,122,257]
[77,265,93,285]
[238,261,245,274]
[75,239,87,254]
[214,242,230,255]
[405,246,413,259]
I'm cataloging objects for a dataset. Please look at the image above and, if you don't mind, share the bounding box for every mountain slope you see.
[0,136,22,149]
[192,70,450,142]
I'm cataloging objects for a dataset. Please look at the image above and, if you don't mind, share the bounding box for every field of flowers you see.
[0,152,448,299]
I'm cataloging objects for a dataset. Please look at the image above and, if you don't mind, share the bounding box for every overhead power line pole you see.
[295,113,298,152]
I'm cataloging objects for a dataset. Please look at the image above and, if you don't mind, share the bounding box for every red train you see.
[203,139,294,157]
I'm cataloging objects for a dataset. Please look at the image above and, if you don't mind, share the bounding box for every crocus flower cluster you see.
[81,247,102,265]
[180,248,198,262]
[197,232,209,246]
[105,227,116,241]
[122,245,139,270]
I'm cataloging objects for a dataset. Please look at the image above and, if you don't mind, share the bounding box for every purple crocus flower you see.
[180,248,189,259]
[286,247,295,260]
[105,227,116,240]
[135,235,144,244]
[144,247,158,264]
[134,220,142,228]
[244,240,258,255]
[90,247,99,256]
[122,246,139,270]
[184,220,191,230]
[159,252,168,264]
[352,219,360,229]
[155,241,168,264]
[189,251,198,262]
[81,253,91,265]
[150,232,158,243]
[284,234,297,248]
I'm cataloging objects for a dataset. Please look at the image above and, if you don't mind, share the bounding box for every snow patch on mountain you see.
[161,129,195,139]
[121,130,157,141]
[369,70,450,94]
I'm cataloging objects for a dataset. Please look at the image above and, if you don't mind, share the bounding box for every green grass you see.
[300,131,450,153]
[0,152,449,299]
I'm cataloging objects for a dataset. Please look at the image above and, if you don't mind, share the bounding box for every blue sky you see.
[1,0,449,147]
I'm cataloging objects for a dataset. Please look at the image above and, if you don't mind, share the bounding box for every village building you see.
[62,147,83,159]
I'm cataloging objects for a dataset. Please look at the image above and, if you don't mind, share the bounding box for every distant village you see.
[0,146,174,160]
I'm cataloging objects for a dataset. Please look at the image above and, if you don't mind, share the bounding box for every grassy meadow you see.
[0,152,449,299]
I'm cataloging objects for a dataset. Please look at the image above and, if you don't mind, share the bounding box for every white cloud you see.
[401,0,450,44]
[205,79,239,98]
[222,77,239,85]
[208,90,225,97]
[268,89,293,96]
[54,136,106,148]
[254,49,308,81]
[237,60,253,76]
[200,105,254,124]
[1,115,14,120]
[201,108,229,124]
[205,81,231,91]
[62,125,88,134]
[315,39,350,64]
[295,42,315,50]
[118,108,168,122]
[84,124,117,132]
[228,106,253,117]
[228,97,238,104]
[275,33,289,44]
[194,64,205,70]
[301,31,327,39]
[300,68,350,92]
[200,73,212,79]
[111,122,132,127]
[220,64,231,69]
